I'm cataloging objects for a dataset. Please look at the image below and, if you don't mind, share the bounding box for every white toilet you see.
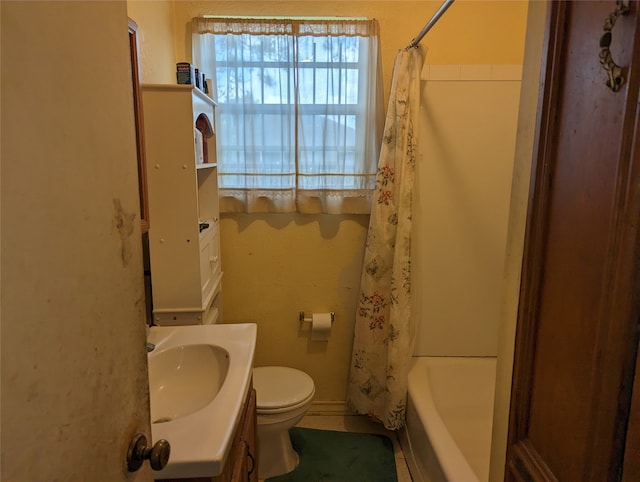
[253,366,315,479]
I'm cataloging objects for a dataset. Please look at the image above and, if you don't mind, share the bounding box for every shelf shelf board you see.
[196,163,217,170]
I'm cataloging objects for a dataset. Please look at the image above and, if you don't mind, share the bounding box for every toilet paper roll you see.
[311,313,332,341]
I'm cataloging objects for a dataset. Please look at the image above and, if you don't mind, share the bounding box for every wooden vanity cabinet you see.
[224,387,258,482]
[157,384,258,482]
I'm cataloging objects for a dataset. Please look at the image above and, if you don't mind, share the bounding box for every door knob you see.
[126,433,171,472]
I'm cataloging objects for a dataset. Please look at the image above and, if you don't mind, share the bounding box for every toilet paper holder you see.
[299,312,335,323]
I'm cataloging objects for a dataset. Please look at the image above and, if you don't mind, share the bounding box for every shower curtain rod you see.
[406,0,455,49]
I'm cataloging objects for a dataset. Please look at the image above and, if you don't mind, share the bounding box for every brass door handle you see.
[599,1,630,92]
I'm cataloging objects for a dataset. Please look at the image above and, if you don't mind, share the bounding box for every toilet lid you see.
[253,366,315,410]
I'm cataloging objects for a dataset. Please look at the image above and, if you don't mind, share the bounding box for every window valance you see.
[192,17,379,38]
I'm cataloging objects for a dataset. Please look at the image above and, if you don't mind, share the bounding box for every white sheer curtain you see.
[192,17,384,214]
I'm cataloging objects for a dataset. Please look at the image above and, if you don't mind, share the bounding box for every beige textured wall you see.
[127,0,177,83]
[173,1,528,104]
[219,214,369,401]
[133,0,528,402]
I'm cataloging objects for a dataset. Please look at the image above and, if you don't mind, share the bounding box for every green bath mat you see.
[266,427,397,482]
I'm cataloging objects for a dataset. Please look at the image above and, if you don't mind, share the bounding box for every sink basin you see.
[147,323,256,479]
[149,344,230,423]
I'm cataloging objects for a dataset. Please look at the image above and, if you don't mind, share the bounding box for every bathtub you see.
[399,357,497,482]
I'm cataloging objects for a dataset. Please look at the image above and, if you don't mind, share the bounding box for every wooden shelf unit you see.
[141,84,222,325]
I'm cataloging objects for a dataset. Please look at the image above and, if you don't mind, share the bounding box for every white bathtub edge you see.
[404,358,481,482]
[399,420,429,482]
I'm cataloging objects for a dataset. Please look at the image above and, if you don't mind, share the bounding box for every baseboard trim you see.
[307,400,355,416]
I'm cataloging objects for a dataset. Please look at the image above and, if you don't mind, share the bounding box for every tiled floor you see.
[280,414,413,481]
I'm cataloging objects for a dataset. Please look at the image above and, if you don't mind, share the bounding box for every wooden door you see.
[2,3,153,481]
[507,1,640,481]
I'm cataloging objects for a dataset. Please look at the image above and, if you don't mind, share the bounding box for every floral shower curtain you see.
[347,46,424,430]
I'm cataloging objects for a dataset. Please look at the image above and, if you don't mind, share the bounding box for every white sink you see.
[147,323,256,479]
[149,344,230,423]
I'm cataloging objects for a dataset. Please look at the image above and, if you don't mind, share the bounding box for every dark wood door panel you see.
[508,1,640,481]
[528,2,634,476]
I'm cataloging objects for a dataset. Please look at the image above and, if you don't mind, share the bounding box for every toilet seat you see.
[254,366,315,414]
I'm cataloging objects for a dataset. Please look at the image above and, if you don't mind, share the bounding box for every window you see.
[193,17,383,214]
